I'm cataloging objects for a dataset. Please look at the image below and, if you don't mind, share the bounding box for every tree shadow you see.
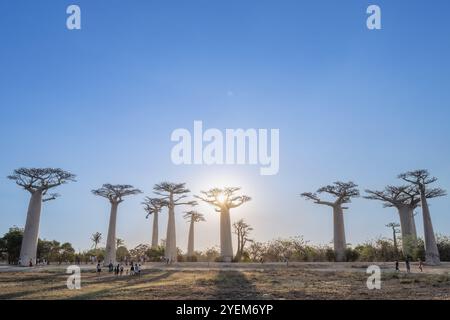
[68,270,176,300]
[211,270,261,300]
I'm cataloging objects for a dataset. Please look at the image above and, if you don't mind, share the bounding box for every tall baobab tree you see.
[386,222,400,256]
[143,197,166,249]
[365,185,422,256]
[301,181,359,262]
[399,170,447,265]
[233,219,253,262]
[91,232,102,250]
[196,187,251,262]
[153,182,196,262]
[183,210,205,260]
[7,168,76,266]
[92,184,142,265]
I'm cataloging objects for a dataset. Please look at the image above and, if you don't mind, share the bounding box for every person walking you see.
[395,260,399,272]
[405,257,411,273]
[418,259,424,272]
[96,263,102,275]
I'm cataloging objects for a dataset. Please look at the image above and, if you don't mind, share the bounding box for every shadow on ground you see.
[211,270,261,299]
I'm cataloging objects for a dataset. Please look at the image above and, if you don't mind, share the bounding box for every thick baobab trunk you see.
[397,206,416,257]
[104,202,118,266]
[165,203,177,262]
[420,191,440,265]
[151,212,159,249]
[220,208,233,262]
[187,219,194,257]
[19,191,43,266]
[333,206,346,262]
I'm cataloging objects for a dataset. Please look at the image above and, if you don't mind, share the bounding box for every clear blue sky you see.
[1,0,449,253]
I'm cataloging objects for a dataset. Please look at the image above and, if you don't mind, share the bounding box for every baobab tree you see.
[153,182,196,262]
[399,170,447,265]
[386,222,400,256]
[183,210,205,260]
[196,187,251,262]
[143,197,167,249]
[7,168,76,266]
[233,219,253,262]
[365,185,420,256]
[301,181,359,262]
[91,232,102,249]
[92,184,142,265]
[116,238,125,249]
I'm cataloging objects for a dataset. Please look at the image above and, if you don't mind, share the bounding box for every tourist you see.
[405,257,411,273]
[395,260,399,272]
[120,265,124,276]
[96,263,101,275]
[137,263,141,276]
[130,263,135,275]
[418,259,423,272]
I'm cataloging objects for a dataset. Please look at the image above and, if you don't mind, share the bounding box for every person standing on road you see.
[418,259,423,272]
[405,257,411,273]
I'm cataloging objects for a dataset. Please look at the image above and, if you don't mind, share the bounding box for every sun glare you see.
[216,193,227,204]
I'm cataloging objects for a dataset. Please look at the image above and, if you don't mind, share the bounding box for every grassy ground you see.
[0,262,449,300]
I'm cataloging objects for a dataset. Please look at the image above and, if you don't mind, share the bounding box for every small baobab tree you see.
[233,219,253,262]
[92,184,142,265]
[116,238,125,249]
[301,181,359,262]
[91,232,102,249]
[153,182,196,262]
[7,168,76,266]
[385,222,400,256]
[365,186,419,256]
[143,197,166,249]
[196,187,251,262]
[183,210,205,260]
[399,170,447,265]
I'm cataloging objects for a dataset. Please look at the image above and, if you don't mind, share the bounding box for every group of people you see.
[96,261,142,276]
[395,258,424,273]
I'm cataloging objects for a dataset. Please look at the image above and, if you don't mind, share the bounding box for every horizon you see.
[1,0,450,254]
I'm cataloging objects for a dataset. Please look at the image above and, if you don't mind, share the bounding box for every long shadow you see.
[68,270,176,300]
[211,270,261,300]
[0,283,69,300]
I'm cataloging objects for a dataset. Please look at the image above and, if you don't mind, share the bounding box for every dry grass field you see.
[1,262,449,300]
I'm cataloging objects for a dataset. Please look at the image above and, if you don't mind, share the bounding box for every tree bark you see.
[393,229,398,256]
[333,206,346,262]
[220,208,233,262]
[410,209,417,239]
[151,212,158,249]
[19,191,43,266]
[420,189,440,265]
[187,219,194,257]
[235,231,241,262]
[397,206,416,257]
[104,202,118,266]
[165,199,177,262]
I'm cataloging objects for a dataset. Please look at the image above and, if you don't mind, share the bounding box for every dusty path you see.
[1,262,449,300]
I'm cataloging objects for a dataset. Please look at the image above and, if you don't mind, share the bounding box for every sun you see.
[216,193,227,204]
